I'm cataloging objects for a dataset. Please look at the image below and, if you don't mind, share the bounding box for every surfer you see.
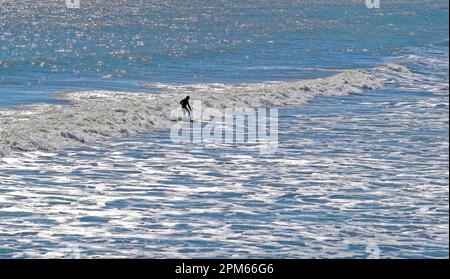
[180,96,192,119]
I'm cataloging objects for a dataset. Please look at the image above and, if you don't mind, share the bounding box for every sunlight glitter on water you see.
[0,87,447,258]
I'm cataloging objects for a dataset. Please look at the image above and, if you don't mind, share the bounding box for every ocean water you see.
[0,1,449,258]
[0,0,448,106]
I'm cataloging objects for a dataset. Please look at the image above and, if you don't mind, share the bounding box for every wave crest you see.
[0,69,382,157]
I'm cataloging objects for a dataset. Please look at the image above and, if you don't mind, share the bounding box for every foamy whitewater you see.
[0,68,383,157]
[0,1,448,258]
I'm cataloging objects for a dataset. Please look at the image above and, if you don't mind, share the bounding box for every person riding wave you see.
[180,96,192,120]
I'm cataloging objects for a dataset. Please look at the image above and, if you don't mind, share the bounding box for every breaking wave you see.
[0,41,448,157]
[0,69,383,157]
[370,41,449,95]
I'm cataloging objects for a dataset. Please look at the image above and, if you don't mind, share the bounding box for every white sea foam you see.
[0,86,447,258]
[371,63,449,94]
[0,69,384,157]
[371,42,450,95]
[1,50,447,158]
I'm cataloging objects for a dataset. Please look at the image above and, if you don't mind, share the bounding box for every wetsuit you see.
[180,97,192,117]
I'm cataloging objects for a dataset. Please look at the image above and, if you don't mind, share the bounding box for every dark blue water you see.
[1,0,448,107]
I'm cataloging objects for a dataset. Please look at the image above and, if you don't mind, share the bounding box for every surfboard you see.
[169,117,196,122]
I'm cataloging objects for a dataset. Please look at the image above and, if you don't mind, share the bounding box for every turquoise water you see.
[0,1,448,258]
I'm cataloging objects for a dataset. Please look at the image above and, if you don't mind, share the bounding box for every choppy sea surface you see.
[0,1,449,258]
